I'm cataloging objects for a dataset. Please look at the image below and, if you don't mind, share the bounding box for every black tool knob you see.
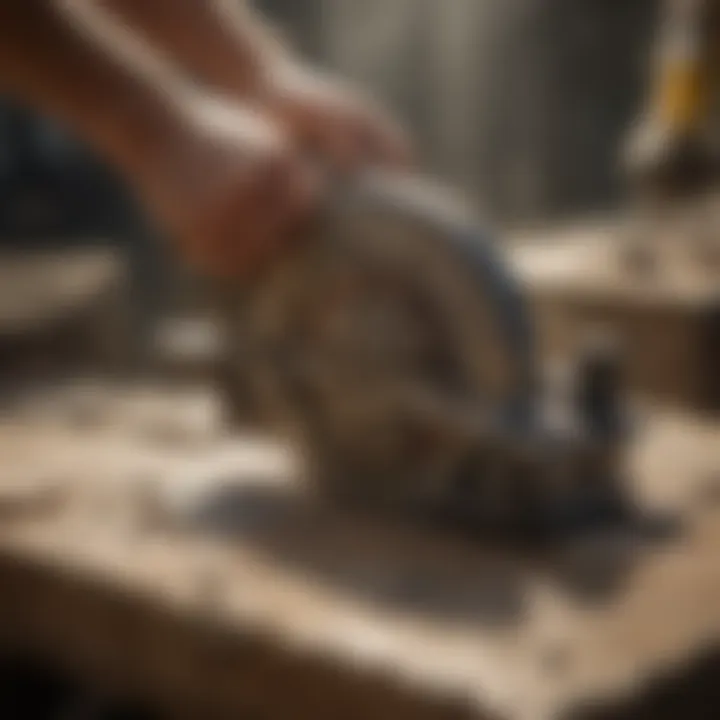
[574,332,625,441]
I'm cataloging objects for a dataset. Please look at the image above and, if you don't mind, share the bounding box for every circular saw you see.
[213,170,631,536]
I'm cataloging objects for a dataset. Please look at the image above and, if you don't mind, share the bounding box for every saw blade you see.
[217,170,536,507]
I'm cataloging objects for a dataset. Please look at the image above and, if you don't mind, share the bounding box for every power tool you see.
[213,169,632,538]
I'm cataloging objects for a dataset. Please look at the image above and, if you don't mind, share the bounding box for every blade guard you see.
[214,171,632,535]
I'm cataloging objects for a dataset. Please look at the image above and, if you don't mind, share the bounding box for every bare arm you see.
[84,0,286,96]
[0,0,314,278]
[0,0,403,279]
[82,0,411,165]
[0,0,183,179]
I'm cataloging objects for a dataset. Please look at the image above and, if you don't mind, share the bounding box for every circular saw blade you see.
[218,170,536,507]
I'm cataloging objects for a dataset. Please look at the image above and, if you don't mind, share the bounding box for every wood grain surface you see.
[0,383,717,719]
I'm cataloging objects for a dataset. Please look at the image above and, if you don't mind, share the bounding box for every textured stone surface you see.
[0,385,717,719]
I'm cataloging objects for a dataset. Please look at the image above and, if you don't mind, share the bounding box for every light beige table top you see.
[0,381,717,719]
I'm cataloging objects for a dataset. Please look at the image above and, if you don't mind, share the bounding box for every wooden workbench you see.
[510,221,720,414]
[0,247,132,377]
[0,381,718,719]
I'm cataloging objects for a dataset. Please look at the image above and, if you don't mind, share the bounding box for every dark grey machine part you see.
[213,170,634,539]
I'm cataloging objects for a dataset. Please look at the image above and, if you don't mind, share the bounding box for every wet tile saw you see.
[211,169,635,539]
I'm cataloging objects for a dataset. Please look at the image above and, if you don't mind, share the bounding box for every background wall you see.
[259,0,659,224]
[0,0,664,363]
[0,0,660,242]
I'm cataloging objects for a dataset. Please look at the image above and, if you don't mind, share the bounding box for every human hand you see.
[261,62,412,171]
[136,100,317,280]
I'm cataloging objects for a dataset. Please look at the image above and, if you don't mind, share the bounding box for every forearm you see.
[0,0,185,179]
[87,0,290,97]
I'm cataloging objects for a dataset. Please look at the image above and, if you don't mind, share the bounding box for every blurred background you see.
[0,0,659,234]
[259,0,657,222]
[6,2,719,718]
[0,0,663,374]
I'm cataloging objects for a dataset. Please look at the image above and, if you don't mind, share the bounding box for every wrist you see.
[97,94,181,177]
